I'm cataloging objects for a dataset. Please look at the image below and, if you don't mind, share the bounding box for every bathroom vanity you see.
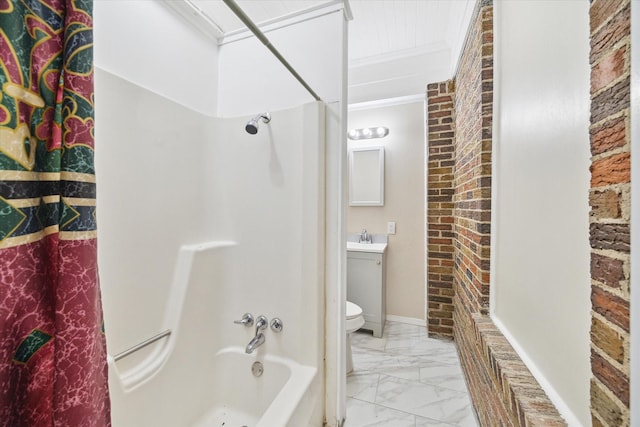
[346,241,387,338]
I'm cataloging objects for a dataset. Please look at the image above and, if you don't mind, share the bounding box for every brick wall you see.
[427,0,633,424]
[426,80,456,338]
[452,0,493,317]
[427,1,565,425]
[588,0,631,425]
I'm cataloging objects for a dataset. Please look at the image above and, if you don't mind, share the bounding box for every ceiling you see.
[181,0,475,104]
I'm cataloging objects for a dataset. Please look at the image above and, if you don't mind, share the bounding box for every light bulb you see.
[376,127,388,137]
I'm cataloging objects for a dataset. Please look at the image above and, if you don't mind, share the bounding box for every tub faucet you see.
[246,315,268,354]
[246,332,265,354]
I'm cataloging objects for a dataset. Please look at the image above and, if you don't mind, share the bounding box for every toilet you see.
[346,301,365,375]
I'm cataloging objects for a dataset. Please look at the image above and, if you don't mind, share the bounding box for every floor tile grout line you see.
[375,371,469,396]
[347,321,476,427]
[347,397,458,427]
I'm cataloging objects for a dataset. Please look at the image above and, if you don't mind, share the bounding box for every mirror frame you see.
[348,146,385,206]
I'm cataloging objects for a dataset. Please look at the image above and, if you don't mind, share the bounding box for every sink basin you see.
[347,242,387,253]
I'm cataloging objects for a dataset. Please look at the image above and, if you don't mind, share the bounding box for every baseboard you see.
[386,315,425,326]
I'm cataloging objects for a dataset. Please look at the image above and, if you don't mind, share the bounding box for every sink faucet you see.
[245,315,268,354]
[360,228,371,243]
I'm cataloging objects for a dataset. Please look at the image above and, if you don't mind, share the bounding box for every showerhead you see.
[245,112,271,135]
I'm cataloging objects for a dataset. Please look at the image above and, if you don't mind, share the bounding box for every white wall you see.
[94,0,218,116]
[347,99,425,321]
[492,1,591,425]
[217,7,345,116]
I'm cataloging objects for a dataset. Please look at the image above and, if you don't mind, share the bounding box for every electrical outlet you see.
[387,221,396,235]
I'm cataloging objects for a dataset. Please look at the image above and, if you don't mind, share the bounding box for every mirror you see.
[349,146,384,206]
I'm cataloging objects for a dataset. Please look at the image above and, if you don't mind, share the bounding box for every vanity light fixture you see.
[348,126,389,140]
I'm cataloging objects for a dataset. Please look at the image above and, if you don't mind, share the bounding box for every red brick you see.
[591,285,630,332]
[590,3,630,63]
[428,95,454,105]
[590,253,624,288]
[591,0,626,33]
[591,349,629,406]
[590,116,627,156]
[590,152,630,187]
[590,222,630,253]
[591,46,627,93]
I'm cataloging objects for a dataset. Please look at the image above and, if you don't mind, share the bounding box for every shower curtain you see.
[0,0,110,425]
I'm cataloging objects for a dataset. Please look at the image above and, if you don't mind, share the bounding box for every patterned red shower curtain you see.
[0,0,110,425]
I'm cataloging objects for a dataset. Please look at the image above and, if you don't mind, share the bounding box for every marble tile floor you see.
[345,321,479,427]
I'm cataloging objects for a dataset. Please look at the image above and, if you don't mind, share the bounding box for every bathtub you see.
[107,242,322,427]
[108,346,317,427]
[191,347,317,427]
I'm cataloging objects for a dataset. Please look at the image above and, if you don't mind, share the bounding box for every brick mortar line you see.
[452,189,492,197]
[590,108,630,130]
[589,181,630,191]
[454,228,491,241]
[589,145,630,162]
[589,108,628,131]
[454,223,491,235]
[591,71,631,100]
[453,218,491,227]
[590,278,631,296]
[452,207,491,213]
[590,247,630,262]
[591,34,631,68]
[590,410,608,427]
[592,280,630,303]
[591,338,629,372]
[453,254,491,275]
[589,108,627,131]
[589,215,631,226]
[589,34,635,61]
[590,33,630,65]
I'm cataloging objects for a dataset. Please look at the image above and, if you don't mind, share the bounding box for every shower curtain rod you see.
[222,0,323,102]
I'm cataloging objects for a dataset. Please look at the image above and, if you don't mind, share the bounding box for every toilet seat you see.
[346,301,365,333]
[346,301,362,319]
[346,301,365,375]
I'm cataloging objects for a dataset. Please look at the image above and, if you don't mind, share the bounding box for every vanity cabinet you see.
[347,249,386,337]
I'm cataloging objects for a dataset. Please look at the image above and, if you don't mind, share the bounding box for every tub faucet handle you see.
[270,318,283,333]
[255,315,268,334]
[234,313,254,327]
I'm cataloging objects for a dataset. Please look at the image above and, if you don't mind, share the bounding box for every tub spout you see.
[245,332,265,354]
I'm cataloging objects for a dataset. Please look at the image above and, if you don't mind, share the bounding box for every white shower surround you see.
[97,68,327,426]
[94,1,348,424]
